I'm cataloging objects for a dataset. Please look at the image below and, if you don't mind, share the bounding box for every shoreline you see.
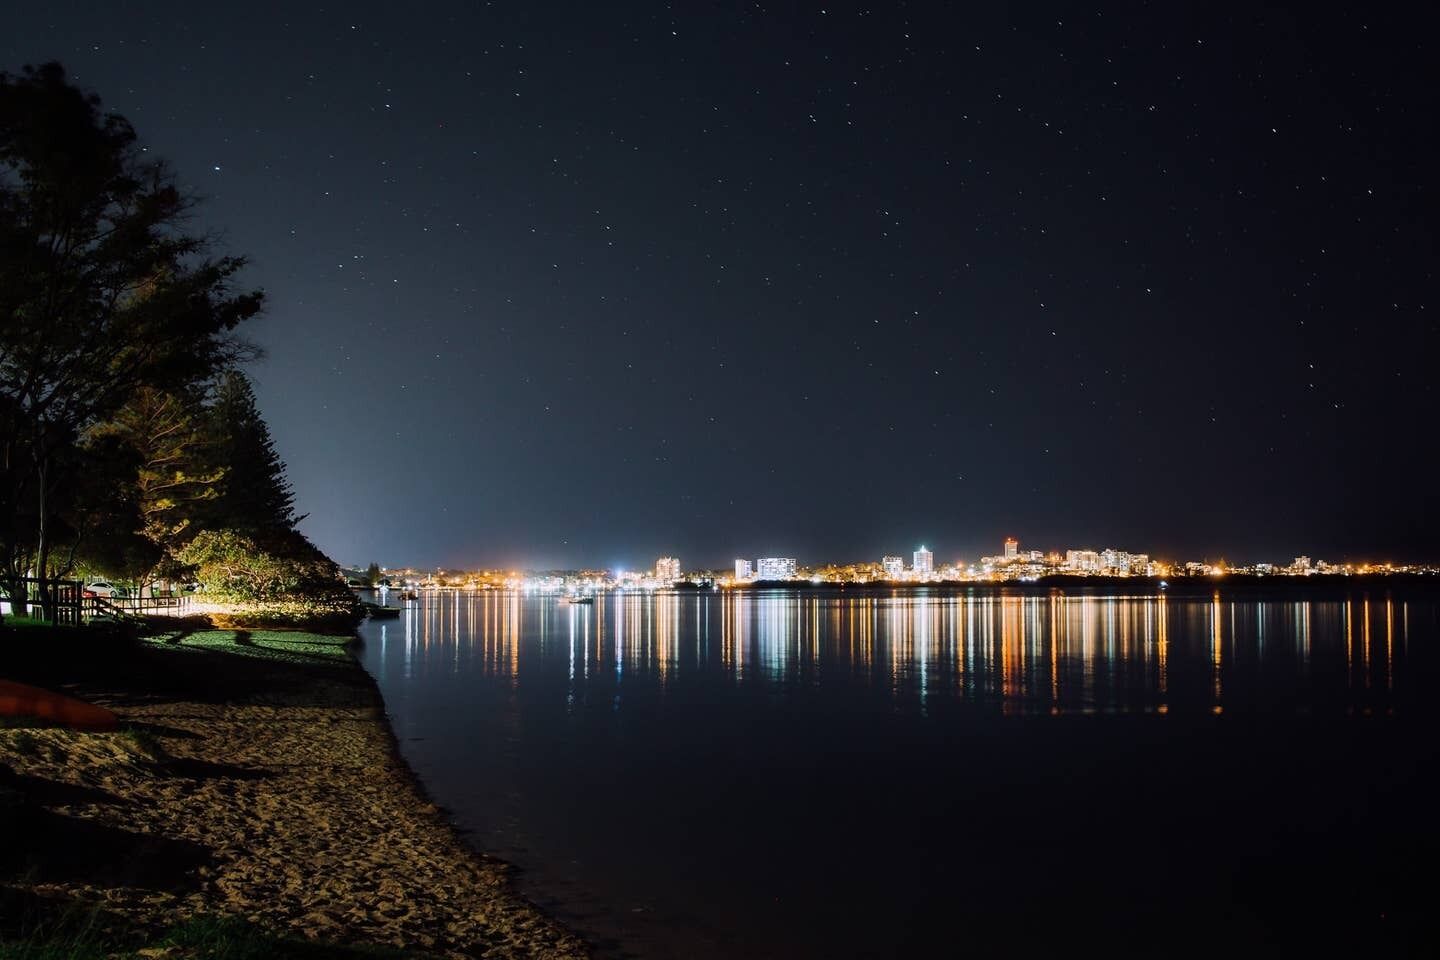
[716,572,1440,597]
[0,624,588,958]
[373,572,1440,602]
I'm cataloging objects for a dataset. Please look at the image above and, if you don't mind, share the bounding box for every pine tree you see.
[90,385,223,583]
[204,370,297,541]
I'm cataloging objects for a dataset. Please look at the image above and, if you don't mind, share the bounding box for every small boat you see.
[368,606,403,619]
[0,679,119,731]
[561,595,595,605]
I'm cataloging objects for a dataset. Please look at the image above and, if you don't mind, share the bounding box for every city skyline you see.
[358,535,1436,587]
[349,528,1440,574]
[350,532,1440,574]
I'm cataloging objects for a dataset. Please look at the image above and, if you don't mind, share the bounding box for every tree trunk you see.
[1,576,27,620]
[35,454,55,623]
[1,442,31,619]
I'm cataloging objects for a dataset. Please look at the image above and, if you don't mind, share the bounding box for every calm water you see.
[356,589,1439,956]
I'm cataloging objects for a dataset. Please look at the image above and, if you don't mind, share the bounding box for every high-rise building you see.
[655,557,681,583]
[735,559,753,580]
[913,546,934,576]
[755,557,797,580]
[882,555,905,579]
[1004,537,1019,559]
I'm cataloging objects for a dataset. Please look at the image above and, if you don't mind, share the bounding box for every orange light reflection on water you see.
[378,589,1413,717]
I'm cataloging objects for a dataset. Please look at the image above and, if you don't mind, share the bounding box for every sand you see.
[0,628,589,958]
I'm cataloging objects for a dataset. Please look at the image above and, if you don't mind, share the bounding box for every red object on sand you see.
[0,679,120,731]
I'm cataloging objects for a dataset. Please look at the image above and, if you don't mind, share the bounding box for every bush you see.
[176,529,362,629]
[206,599,362,632]
[178,529,326,600]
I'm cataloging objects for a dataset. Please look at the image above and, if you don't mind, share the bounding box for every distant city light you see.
[360,540,1429,594]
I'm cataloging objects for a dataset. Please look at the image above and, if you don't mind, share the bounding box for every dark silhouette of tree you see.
[202,370,297,540]
[61,431,157,584]
[0,62,261,619]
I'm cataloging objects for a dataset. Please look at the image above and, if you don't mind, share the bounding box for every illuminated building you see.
[913,546,934,576]
[755,557,797,580]
[372,544,1418,594]
[1004,537,1019,559]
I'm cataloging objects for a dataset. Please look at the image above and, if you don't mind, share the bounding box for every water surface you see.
[356,588,1438,956]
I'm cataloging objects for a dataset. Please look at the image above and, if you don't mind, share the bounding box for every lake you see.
[355,588,1438,956]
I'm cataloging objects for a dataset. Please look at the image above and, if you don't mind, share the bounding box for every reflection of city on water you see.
[371,590,1413,715]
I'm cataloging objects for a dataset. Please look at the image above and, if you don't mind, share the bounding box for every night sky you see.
[7,3,1436,568]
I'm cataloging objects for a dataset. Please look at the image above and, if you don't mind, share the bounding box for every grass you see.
[0,616,138,651]
[0,934,110,959]
[141,628,354,666]
[154,915,422,958]
[0,894,110,960]
[118,724,165,761]
[0,913,426,959]
[0,616,52,631]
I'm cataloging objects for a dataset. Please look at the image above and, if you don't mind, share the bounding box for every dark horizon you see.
[9,2,1436,569]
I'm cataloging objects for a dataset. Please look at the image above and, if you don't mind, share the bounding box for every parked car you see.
[83,580,120,599]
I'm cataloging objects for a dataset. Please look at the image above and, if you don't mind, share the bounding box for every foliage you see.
[75,369,308,590]
[117,724,163,761]
[201,370,297,538]
[176,529,361,628]
[10,429,154,584]
[0,62,262,614]
[88,385,221,581]
[205,599,363,631]
[364,562,382,586]
[178,529,341,601]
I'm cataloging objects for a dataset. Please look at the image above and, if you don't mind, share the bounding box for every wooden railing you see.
[106,595,194,616]
[1,577,84,625]
[2,579,193,624]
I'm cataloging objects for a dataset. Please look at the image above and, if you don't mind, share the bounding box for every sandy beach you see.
[0,625,588,958]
